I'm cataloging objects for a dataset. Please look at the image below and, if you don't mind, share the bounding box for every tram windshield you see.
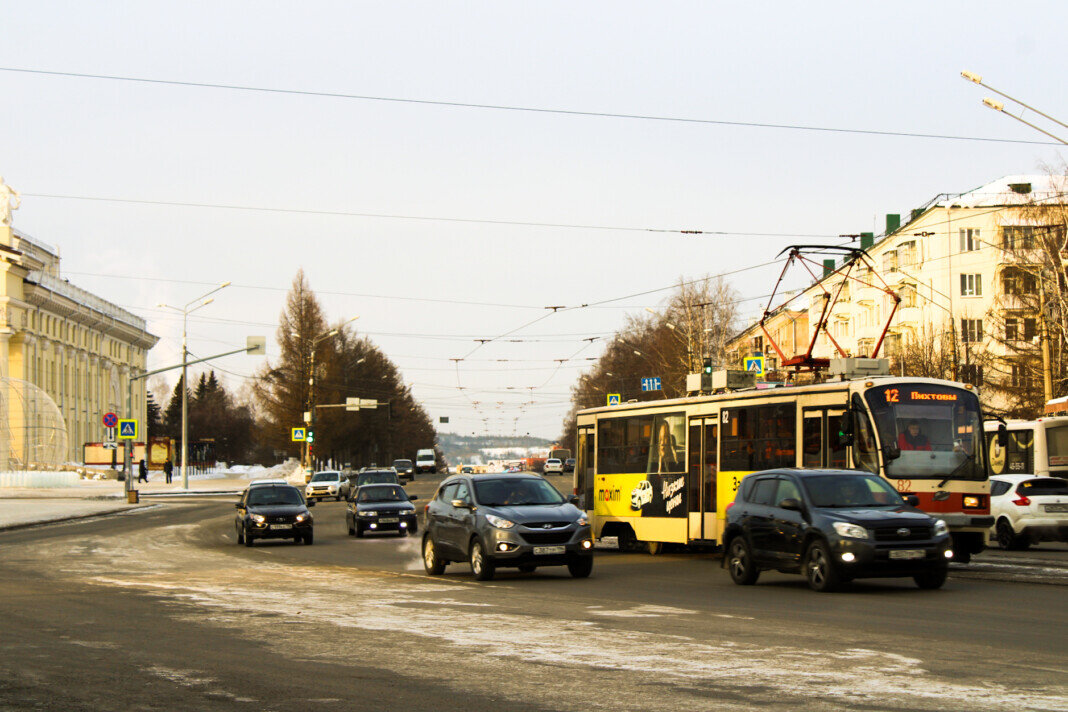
[863,384,986,480]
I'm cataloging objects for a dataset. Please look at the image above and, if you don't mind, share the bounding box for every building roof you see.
[935,174,1066,209]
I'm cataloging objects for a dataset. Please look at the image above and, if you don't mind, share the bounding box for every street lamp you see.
[158,280,231,489]
[961,70,1068,145]
[305,317,358,471]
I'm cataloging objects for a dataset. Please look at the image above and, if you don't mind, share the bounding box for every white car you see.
[631,480,653,510]
[305,470,344,501]
[543,458,564,475]
[990,474,1068,549]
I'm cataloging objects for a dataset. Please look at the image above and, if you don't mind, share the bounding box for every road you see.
[1,473,1065,712]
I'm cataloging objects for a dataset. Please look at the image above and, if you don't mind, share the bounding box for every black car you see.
[235,483,315,546]
[346,484,419,537]
[344,469,401,500]
[723,469,952,592]
[422,473,593,581]
[563,458,575,474]
[392,459,415,483]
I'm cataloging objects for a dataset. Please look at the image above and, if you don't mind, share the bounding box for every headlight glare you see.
[933,519,949,536]
[833,521,868,539]
[251,513,266,524]
[359,511,377,517]
[295,513,309,523]
[486,514,515,529]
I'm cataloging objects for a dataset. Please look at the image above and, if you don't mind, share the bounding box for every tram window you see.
[688,424,701,513]
[705,423,717,512]
[599,414,680,474]
[802,416,823,468]
[721,404,796,470]
[852,395,879,474]
[648,414,684,474]
[828,413,850,468]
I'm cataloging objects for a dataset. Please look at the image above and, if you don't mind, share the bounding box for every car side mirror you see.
[778,497,802,511]
[568,495,580,505]
[997,423,1008,449]
[306,499,316,507]
[451,499,471,509]
[234,502,243,509]
[409,495,419,501]
[904,495,920,507]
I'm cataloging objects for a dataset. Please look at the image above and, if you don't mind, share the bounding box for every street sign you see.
[104,426,116,444]
[245,335,267,355]
[641,377,662,392]
[440,416,449,424]
[118,419,138,439]
[346,397,360,411]
[102,412,118,428]
[346,398,378,410]
[291,427,306,442]
[359,399,377,409]
[607,393,621,406]
[102,442,118,450]
[744,356,765,377]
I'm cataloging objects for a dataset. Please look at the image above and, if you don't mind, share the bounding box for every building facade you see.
[0,224,158,464]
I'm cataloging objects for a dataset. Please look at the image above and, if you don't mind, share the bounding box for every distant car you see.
[722,469,952,592]
[543,458,564,475]
[563,458,575,474]
[248,478,289,487]
[346,484,419,537]
[461,466,474,474]
[416,448,437,474]
[235,483,314,546]
[345,469,401,500]
[392,459,415,483]
[305,470,344,501]
[630,480,653,510]
[505,466,521,473]
[422,473,593,581]
[990,474,1068,549]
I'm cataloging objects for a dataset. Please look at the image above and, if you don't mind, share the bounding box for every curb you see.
[0,504,159,533]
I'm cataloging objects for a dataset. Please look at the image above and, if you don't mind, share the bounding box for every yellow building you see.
[726,307,809,378]
[0,223,158,463]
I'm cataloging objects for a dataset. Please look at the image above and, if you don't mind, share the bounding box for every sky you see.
[1,2,1066,440]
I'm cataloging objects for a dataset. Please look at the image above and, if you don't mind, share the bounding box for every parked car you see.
[235,483,314,546]
[392,459,415,483]
[422,473,593,581]
[722,469,952,592]
[346,484,419,537]
[990,474,1068,549]
[305,470,344,501]
[543,458,564,475]
[563,458,575,474]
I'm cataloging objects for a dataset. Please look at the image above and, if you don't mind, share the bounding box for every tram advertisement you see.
[594,413,687,518]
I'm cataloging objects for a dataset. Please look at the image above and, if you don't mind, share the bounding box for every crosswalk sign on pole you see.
[607,393,621,406]
[118,419,138,439]
[291,428,307,442]
[744,356,765,377]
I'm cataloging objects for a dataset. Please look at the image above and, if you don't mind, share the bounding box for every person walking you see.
[137,458,149,483]
[163,458,173,484]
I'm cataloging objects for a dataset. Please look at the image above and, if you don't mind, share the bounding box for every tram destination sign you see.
[882,387,960,404]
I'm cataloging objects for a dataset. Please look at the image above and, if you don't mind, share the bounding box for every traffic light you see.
[306,430,314,444]
[702,357,713,374]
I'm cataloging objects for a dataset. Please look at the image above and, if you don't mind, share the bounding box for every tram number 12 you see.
[884,388,900,403]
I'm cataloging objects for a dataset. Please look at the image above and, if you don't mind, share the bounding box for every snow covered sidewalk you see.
[0,498,148,530]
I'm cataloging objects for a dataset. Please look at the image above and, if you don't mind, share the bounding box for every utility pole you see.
[1040,281,1054,402]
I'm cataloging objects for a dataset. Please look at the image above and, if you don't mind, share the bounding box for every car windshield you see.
[474,478,565,506]
[359,472,396,484]
[393,460,412,467]
[863,384,986,480]
[247,486,304,506]
[803,475,905,508]
[311,472,340,482]
[358,485,408,503]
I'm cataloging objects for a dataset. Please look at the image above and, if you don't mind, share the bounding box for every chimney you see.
[886,214,901,235]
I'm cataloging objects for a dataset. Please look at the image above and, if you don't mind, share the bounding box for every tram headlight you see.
[833,522,868,539]
[933,519,949,536]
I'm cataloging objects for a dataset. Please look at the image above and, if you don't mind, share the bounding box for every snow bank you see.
[0,471,82,488]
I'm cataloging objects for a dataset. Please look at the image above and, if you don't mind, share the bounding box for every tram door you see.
[801,408,849,469]
[575,426,595,512]
[687,415,719,541]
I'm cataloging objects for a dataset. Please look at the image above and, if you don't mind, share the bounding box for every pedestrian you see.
[163,458,173,484]
[137,458,149,483]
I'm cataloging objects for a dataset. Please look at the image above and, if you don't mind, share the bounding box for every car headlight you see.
[833,521,868,539]
[933,519,949,536]
[576,515,589,527]
[486,514,515,529]
[359,511,376,517]
[250,514,266,524]
[295,513,310,523]
[329,485,337,491]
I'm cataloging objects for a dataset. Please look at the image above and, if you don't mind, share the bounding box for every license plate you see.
[889,549,924,560]
[270,523,292,530]
[1044,504,1068,513]
[379,517,399,524]
[533,545,566,555]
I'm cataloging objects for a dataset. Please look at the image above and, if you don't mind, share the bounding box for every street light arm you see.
[982,99,1068,145]
[185,281,231,308]
[963,70,1068,132]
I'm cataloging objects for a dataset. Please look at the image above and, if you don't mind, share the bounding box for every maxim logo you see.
[598,487,621,503]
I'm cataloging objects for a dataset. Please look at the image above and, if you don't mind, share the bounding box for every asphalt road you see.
[1,473,1066,712]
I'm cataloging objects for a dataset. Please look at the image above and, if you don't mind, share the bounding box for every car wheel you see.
[469,539,495,581]
[236,527,244,545]
[355,525,364,538]
[727,537,759,585]
[996,519,1028,550]
[244,529,254,547]
[303,531,314,545]
[804,540,841,592]
[518,565,537,573]
[348,519,356,536]
[423,535,446,575]
[566,557,593,578]
[914,566,948,590]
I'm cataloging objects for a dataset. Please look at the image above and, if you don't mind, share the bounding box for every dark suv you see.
[723,469,952,592]
[422,473,593,581]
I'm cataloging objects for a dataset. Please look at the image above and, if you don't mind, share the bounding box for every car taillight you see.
[1012,494,1031,506]
[725,502,734,513]
[424,503,430,515]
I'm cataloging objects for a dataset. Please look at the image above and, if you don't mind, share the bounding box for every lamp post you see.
[961,70,1068,145]
[304,317,358,472]
[158,281,231,490]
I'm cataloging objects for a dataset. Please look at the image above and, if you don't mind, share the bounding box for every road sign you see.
[744,356,765,377]
[346,398,378,411]
[291,427,306,442]
[104,426,116,444]
[641,377,662,392]
[440,416,449,424]
[118,419,138,439]
[607,393,621,406]
[359,399,377,409]
[102,412,118,428]
[102,442,118,450]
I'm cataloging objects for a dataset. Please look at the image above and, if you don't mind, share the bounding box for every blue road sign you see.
[607,393,621,406]
[102,412,118,428]
[744,356,765,376]
[641,377,662,392]
[291,428,306,442]
[118,419,138,439]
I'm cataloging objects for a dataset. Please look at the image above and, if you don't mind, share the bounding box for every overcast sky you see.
[1,2,1065,440]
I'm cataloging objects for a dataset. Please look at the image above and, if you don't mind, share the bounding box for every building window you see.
[960,273,982,297]
[1011,364,1034,389]
[1005,316,1037,342]
[1002,226,1037,251]
[959,228,981,252]
[961,319,983,343]
[960,364,983,388]
[884,333,902,355]
[898,240,918,267]
[1002,269,1037,296]
[900,284,918,308]
[882,250,898,273]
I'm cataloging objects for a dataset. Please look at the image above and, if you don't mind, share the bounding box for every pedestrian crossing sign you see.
[118,419,138,439]
[291,428,307,442]
[744,356,764,377]
[607,393,621,406]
